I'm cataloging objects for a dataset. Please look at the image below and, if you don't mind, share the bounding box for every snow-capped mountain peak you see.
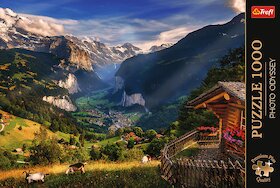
[0,8,144,70]
[111,43,142,59]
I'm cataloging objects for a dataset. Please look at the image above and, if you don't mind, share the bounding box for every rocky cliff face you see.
[43,95,77,112]
[57,74,80,94]
[121,91,145,107]
[49,36,93,71]
[114,76,125,93]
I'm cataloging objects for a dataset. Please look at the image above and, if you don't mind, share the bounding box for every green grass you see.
[48,168,168,188]
[75,90,115,110]
[125,113,142,122]
[12,73,33,81]
[0,161,170,188]
[55,131,73,141]
[175,146,199,159]
[0,110,77,150]
[96,136,121,147]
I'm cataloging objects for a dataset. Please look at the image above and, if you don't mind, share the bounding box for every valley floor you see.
[0,161,170,188]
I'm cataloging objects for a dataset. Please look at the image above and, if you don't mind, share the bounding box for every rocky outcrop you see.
[121,91,145,107]
[43,95,77,112]
[57,74,80,94]
[49,36,93,71]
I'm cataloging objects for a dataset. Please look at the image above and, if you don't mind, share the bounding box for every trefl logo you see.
[251,6,275,18]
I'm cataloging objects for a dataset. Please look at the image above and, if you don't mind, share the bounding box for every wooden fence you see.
[160,130,245,187]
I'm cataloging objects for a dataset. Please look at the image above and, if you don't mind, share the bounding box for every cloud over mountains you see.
[1,0,245,50]
[0,8,65,36]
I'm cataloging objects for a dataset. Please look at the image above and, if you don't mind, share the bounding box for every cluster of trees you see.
[84,132,106,143]
[90,138,170,162]
[0,150,18,170]
[113,126,159,141]
[0,89,79,135]
[90,144,145,162]
[28,127,89,165]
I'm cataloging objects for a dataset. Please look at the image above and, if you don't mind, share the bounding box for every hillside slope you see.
[116,13,245,109]
[0,110,72,150]
[0,49,96,133]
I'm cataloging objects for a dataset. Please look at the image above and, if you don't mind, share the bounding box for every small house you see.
[187,81,245,160]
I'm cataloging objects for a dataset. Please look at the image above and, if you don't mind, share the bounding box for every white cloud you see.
[1,6,240,50]
[135,27,198,51]
[19,13,78,26]
[17,17,65,36]
[229,0,245,13]
[0,8,66,36]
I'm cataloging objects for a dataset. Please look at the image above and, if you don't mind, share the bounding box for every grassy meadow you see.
[0,110,80,150]
[0,161,170,188]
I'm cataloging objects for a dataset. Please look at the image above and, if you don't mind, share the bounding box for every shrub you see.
[145,129,157,141]
[71,148,90,162]
[0,153,11,170]
[90,147,101,161]
[127,138,135,149]
[0,150,18,170]
[132,126,144,137]
[146,138,167,157]
[100,144,123,161]
[69,136,76,145]
[116,140,126,148]
[29,139,62,165]
[123,148,144,161]
[22,144,27,152]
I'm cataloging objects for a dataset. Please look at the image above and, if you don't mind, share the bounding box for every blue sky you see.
[0,0,244,49]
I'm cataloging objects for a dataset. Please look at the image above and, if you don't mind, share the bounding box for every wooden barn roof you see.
[187,82,245,107]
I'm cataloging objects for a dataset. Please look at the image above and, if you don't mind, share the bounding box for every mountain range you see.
[0,8,244,113]
[0,8,144,71]
[115,13,245,109]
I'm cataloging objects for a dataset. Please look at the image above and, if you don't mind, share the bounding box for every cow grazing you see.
[23,171,49,184]
[141,155,152,163]
[66,162,87,175]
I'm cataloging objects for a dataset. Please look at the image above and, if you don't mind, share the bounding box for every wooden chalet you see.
[160,82,245,187]
[187,81,245,160]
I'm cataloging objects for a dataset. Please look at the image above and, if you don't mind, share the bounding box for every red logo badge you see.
[251,6,275,18]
